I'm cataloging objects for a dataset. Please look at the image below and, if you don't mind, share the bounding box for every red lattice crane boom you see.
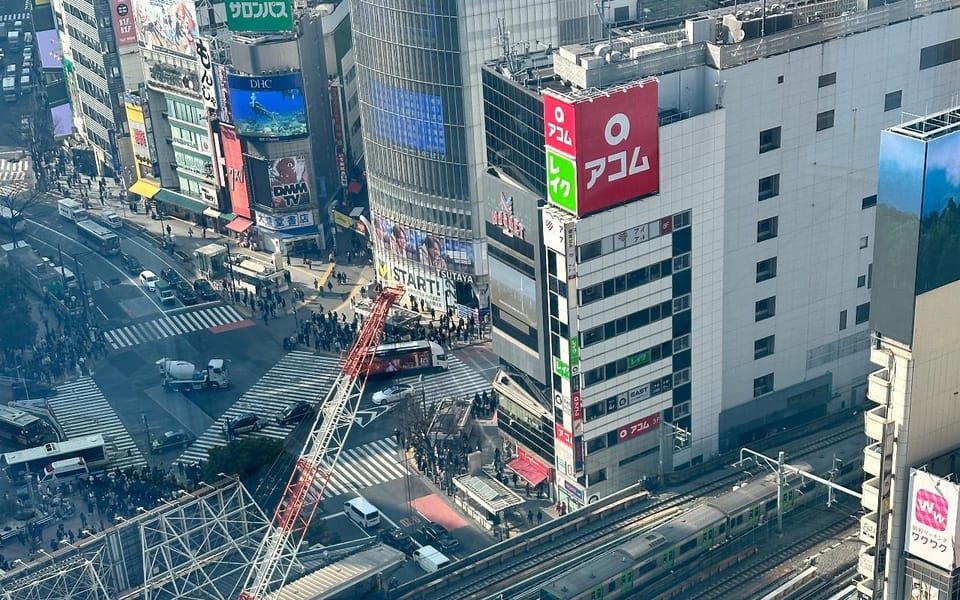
[238,286,403,600]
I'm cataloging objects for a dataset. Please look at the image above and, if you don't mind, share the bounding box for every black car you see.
[381,528,418,555]
[275,401,314,425]
[120,253,142,275]
[162,269,183,286]
[193,279,219,302]
[222,413,264,438]
[150,430,192,454]
[175,281,198,305]
[418,522,460,553]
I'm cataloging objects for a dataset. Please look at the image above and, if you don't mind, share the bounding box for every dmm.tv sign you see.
[544,80,660,217]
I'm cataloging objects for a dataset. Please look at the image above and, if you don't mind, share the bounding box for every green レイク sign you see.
[546,148,577,213]
[553,357,570,379]
[225,0,294,32]
[569,337,580,366]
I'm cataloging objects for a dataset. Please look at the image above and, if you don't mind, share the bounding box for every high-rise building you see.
[352,0,598,314]
[857,108,960,600]
[481,0,960,507]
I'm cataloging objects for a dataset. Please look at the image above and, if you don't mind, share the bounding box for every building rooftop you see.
[890,106,960,140]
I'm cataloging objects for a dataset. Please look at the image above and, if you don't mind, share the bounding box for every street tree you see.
[202,437,286,484]
[0,266,38,350]
[0,181,42,246]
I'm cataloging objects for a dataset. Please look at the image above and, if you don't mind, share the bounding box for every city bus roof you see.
[2,434,104,466]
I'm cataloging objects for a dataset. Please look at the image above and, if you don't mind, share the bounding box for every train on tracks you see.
[539,459,861,600]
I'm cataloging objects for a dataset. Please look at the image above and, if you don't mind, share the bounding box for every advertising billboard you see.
[544,80,660,217]
[219,124,251,219]
[51,104,74,138]
[616,412,661,443]
[264,156,310,209]
[918,130,960,296]
[872,130,925,344]
[195,38,216,112]
[372,212,475,275]
[228,73,308,140]
[36,30,63,69]
[330,82,348,187]
[376,256,457,312]
[906,469,960,570]
[366,80,445,158]
[225,0,293,32]
[255,210,314,231]
[489,257,538,324]
[110,0,137,47]
[132,0,198,57]
[125,102,155,181]
[215,64,232,123]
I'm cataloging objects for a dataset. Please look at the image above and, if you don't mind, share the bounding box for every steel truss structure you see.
[0,478,279,600]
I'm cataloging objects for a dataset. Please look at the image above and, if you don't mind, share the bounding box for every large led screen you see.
[228,73,308,140]
[50,104,74,138]
[489,257,538,325]
[917,130,960,296]
[36,30,62,69]
[872,130,924,343]
[133,0,198,56]
[372,213,473,274]
[366,81,445,157]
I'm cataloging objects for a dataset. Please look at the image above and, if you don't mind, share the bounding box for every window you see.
[756,257,777,282]
[754,373,774,397]
[678,539,698,555]
[920,38,960,70]
[585,403,605,422]
[758,174,781,201]
[587,436,606,453]
[816,110,835,131]
[589,468,607,484]
[759,127,781,153]
[839,309,848,331]
[755,296,776,321]
[818,72,837,88]
[884,90,902,112]
[856,302,870,324]
[579,240,602,262]
[754,335,775,359]
[862,195,877,209]
[757,216,779,242]
[858,275,867,288]
[777,75,784,84]
[860,236,869,249]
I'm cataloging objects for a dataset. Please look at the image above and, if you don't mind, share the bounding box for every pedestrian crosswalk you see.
[0,157,29,182]
[389,353,493,409]
[176,351,340,465]
[103,304,247,349]
[48,377,148,473]
[322,437,406,498]
[0,12,29,23]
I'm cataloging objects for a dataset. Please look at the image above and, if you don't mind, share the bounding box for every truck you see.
[2,76,16,102]
[58,199,88,222]
[157,358,228,392]
[412,545,450,573]
[155,279,175,304]
[2,242,83,318]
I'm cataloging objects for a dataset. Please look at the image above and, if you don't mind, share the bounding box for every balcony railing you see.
[859,511,878,546]
[864,405,893,442]
[867,368,891,405]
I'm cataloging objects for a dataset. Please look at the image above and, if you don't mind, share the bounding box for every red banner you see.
[555,423,573,447]
[219,124,251,219]
[110,0,138,47]
[616,412,661,443]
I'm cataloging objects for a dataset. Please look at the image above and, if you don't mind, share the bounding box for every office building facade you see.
[858,109,960,600]
[483,0,960,504]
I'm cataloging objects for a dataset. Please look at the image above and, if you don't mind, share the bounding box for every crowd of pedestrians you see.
[289,310,359,353]
[0,312,105,385]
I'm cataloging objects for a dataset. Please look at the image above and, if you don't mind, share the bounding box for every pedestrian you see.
[188,227,194,238]
[537,510,543,525]
[313,278,319,290]
[201,227,206,239]
[527,509,534,524]
[327,281,333,292]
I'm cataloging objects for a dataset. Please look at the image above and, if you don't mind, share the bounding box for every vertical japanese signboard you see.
[110,0,138,47]
[330,82,348,187]
[544,80,660,217]
[195,38,217,112]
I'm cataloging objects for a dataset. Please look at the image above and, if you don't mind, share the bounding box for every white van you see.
[100,210,122,229]
[412,545,450,573]
[37,457,89,485]
[344,496,381,528]
[58,199,88,222]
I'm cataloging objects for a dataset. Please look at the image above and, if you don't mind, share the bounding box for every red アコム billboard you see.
[544,80,660,217]
[219,124,251,219]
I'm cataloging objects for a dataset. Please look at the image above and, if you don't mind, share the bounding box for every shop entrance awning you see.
[217,212,237,222]
[506,456,549,486]
[274,225,319,239]
[128,179,160,199]
[154,188,207,213]
[226,216,254,233]
[203,207,221,219]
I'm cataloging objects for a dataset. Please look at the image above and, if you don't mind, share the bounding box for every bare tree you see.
[0,178,42,246]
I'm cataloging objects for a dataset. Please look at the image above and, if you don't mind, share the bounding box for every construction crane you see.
[238,286,403,600]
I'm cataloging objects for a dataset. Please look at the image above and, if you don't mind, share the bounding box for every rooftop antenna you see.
[496,18,510,64]
[594,1,612,44]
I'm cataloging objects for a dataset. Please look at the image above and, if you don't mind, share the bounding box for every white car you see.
[372,384,415,406]
[139,270,159,291]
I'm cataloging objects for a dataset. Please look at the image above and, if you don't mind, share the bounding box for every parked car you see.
[162,269,183,286]
[100,210,122,229]
[372,384,415,406]
[418,522,460,553]
[150,430,192,454]
[381,528,418,555]
[222,413,265,438]
[193,279,219,302]
[120,254,142,274]
[139,270,158,291]
[275,401,314,426]
[5,64,16,76]
[175,281,198,305]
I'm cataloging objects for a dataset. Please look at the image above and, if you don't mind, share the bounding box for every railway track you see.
[683,518,858,600]
[395,420,863,600]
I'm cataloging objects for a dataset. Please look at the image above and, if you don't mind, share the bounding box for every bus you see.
[368,341,447,378]
[0,205,25,236]
[2,434,109,480]
[76,219,120,256]
[230,258,288,295]
[0,404,55,446]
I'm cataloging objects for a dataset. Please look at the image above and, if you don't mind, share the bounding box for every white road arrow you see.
[354,403,395,428]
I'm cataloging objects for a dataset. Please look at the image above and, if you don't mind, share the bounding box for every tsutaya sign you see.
[490,191,525,239]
